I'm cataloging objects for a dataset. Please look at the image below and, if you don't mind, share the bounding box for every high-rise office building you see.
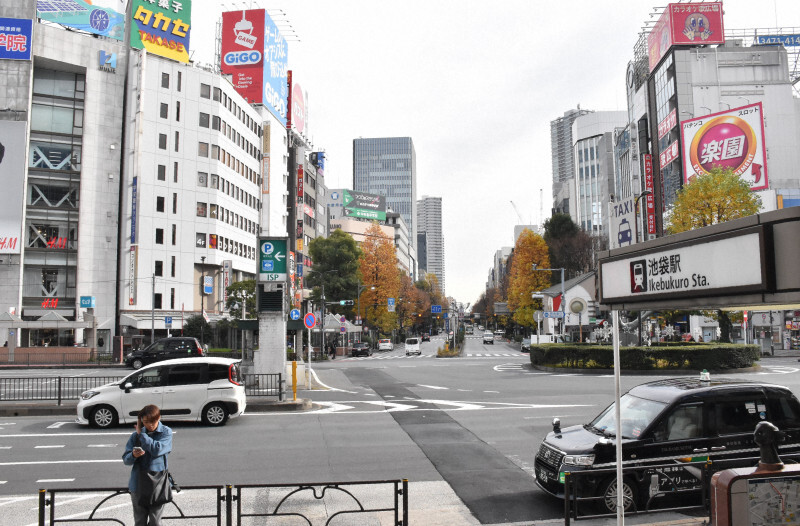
[353,137,416,245]
[417,196,444,294]
[551,107,593,214]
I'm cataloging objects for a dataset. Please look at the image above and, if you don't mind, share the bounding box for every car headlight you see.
[563,454,595,466]
[80,390,100,400]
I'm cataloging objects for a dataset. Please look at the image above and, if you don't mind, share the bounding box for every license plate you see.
[537,468,549,483]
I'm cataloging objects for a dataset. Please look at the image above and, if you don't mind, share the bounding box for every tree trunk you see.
[717,309,733,343]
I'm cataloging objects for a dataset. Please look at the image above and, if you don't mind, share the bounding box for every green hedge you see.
[529,343,760,370]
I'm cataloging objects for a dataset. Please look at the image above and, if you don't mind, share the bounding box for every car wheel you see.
[131,358,144,369]
[202,402,229,426]
[598,477,638,514]
[90,405,118,429]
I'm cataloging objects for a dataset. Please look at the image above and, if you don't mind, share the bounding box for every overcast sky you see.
[193,1,799,306]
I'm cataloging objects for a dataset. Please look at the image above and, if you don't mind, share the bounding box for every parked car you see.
[534,376,800,513]
[482,331,494,344]
[377,339,394,351]
[404,337,421,356]
[125,337,205,369]
[521,338,531,352]
[421,333,431,342]
[77,357,245,429]
[351,342,371,357]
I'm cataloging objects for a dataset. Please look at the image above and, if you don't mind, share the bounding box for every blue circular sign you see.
[90,9,110,32]
[303,313,316,329]
[290,309,301,321]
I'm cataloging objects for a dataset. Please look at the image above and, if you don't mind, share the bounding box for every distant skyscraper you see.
[551,107,593,214]
[417,196,444,294]
[353,137,417,245]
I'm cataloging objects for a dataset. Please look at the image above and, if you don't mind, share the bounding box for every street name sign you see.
[259,237,288,282]
[544,311,565,318]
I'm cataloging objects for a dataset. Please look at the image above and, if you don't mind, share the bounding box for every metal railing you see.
[1,374,283,404]
[0,376,123,405]
[38,480,409,525]
[562,454,800,523]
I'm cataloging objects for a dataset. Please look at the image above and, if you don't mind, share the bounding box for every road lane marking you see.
[21,501,132,526]
[47,422,72,429]
[0,432,136,438]
[483,390,500,393]
[0,446,11,450]
[36,479,75,483]
[87,444,118,448]
[35,445,65,449]
[0,459,122,466]
[0,481,5,484]
[417,384,448,390]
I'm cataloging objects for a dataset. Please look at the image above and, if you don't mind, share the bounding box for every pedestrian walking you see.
[123,404,173,526]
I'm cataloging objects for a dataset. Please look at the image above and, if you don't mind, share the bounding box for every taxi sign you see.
[259,237,288,282]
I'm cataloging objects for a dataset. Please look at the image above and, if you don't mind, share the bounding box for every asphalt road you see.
[1,334,799,524]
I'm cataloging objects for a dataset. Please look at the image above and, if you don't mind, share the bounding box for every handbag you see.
[136,453,179,508]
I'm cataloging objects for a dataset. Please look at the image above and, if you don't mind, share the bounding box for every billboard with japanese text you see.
[0,18,33,60]
[130,0,191,63]
[0,121,26,254]
[680,103,768,191]
[37,0,125,40]
[648,2,724,72]
[221,10,265,103]
[263,10,288,125]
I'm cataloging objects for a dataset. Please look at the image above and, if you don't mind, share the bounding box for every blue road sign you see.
[544,311,565,318]
[203,276,214,295]
[290,309,301,321]
[431,305,442,314]
[303,313,317,329]
[164,316,173,328]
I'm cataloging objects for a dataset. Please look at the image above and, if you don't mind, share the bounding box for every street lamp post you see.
[200,256,206,347]
[532,265,565,337]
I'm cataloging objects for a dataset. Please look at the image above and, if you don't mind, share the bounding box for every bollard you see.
[226,485,233,526]
[564,472,571,526]
[402,478,409,525]
[38,489,45,526]
[292,361,297,401]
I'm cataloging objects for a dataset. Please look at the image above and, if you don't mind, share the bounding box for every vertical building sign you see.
[222,260,232,306]
[0,121,26,254]
[263,11,288,125]
[643,154,656,235]
[221,10,265,103]
[129,176,139,305]
[297,167,304,203]
[130,0,192,63]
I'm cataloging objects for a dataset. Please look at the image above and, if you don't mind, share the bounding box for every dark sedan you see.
[351,342,372,357]
[421,333,430,342]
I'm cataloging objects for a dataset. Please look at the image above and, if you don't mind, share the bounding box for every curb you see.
[530,364,761,375]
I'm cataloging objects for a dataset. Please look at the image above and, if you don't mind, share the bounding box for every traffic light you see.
[339,300,354,306]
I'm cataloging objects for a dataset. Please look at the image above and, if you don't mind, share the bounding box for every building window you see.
[199,112,209,128]
[158,134,167,150]
[175,101,181,122]
[197,202,207,217]
[170,287,175,309]
[154,293,162,309]
[210,174,219,189]
[198,172,208,187]
[200,83,211,99]
[177,71,182,92]
[171,256,176,277]
[173,162,178,183]
[211,144,219,159]
[157,164,166,181]
[212,115,220,130]
[155,260,163,276]
[159,103,168,119]
[156,196,165,213]
[171,224,176,245]
[155,228,164,244]
[174,131,179,152]
[173,193,177,214]
[161,72,169,89]
[198,142,209,157]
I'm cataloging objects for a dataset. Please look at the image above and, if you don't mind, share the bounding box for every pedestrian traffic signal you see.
[339,300,354,306]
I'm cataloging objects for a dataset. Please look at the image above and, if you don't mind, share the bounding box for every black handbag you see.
[136,453,179,508]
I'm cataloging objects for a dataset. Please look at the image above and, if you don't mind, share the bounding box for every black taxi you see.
[534,376,800,513]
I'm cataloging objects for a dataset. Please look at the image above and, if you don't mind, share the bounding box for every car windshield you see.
[589,394,667,439]
[406,339,419,344]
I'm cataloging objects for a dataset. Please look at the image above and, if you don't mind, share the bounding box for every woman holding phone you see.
[122,404,173,526]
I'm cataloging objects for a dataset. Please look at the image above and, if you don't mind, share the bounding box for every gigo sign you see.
[223,50,262,66]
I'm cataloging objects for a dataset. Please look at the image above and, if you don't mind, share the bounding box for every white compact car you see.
[404,337,421,356]
[77,357,246,428]
[378,339,394,351]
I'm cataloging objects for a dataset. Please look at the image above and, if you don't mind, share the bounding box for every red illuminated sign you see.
[0,237,19,250]
[41,298,59,308]
[297,167,304,202]
[648,2,724,72]
[47,237,68,249]
[660,140,680,167]
[644,154,656,235]
[658,109,677,140]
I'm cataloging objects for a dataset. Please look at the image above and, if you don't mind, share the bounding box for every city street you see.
[2,335,799,524]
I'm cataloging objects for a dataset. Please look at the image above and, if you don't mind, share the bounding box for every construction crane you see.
[510,201,525,224]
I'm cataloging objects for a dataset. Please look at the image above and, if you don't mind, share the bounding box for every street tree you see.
[507,229,551,329]
[358,223,400,335]
[666,166,761,234]
[666,166,762,341]
[543,213,593,280]
[225,279,255,320]
[306,229,362,314]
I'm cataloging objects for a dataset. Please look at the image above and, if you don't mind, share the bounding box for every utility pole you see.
[200,256,206,347]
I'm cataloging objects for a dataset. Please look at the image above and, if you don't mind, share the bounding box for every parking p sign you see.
[259,237,288,282]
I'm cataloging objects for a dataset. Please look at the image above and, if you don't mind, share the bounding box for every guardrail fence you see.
[1,374,283,404]
[38,479,409,526]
